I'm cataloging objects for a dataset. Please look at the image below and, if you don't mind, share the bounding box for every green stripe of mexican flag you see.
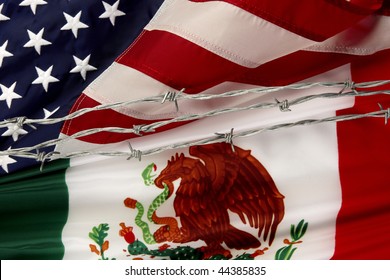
[1,57,390,260]
[0,160,69,259]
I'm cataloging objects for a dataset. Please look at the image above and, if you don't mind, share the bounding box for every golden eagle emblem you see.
[151,143,285,258]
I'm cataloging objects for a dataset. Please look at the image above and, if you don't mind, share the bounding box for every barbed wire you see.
[1,79,390,168]
[0,79,389,129]
[48,107,390,160]
[2,106,389,166]
[1,88,389,154]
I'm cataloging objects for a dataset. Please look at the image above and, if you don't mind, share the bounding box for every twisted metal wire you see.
[0,79,389,129]
[2,88,389,154]
[1,79,390,166]
[2,107,389,164]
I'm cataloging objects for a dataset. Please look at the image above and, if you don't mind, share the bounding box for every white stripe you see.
[305,15,390,55]
[146,0,315,68]
[85,62,177,120]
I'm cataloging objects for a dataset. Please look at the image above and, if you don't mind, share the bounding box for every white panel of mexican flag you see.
[58,66,353,260]
[62,123,340,260]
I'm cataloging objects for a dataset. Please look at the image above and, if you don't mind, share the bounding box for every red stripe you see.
[61,94,190,144]
[117,30,360,92]
[190,0,381,41]
[333,49,390,259]
[117,30,248,94]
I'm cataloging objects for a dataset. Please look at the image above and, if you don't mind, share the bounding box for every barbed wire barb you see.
[161,88,185,112]
[275,99,291,112]
[378,103,390,125]
[127,142,142,161]
[339,79,357,94]
[132,125,144,136]
[215,128,235,152]
[6,116,37,130]
[36,150,60,171]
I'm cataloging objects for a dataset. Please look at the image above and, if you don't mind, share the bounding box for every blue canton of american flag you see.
[0,0,164,174]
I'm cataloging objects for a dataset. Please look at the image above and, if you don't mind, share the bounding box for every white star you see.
[24,28,51,55]
[99,1,125,26]
[61,11,89,38]
[70,55,97,80]
[2,123,28,142]
[0,153,17,173]
[0,40,13,67]
[43,106,60,119]
[32,66,59,92]
[19,0,47,15]
[0,82,22,109]
[0,4,10,21]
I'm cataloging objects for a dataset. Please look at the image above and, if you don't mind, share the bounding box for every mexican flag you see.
[1,0,390,259]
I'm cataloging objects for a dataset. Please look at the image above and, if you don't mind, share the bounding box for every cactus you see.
[127,240,150,255]
[127,240,204,260]
[126,239,267,260]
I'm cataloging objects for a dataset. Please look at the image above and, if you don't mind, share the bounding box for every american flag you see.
[0,0,163,173]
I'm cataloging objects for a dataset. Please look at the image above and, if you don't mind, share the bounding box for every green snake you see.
[147,183,170,223]
[124,184,169,244]
[124,163,174,244]
[124,200,155,244]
